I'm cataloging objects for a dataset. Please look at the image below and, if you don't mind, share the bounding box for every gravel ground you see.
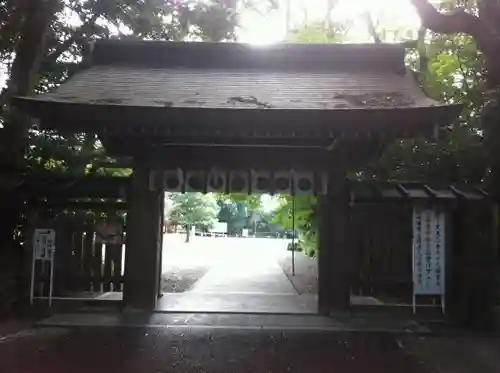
[279,250,318,294]
[161,265,209,293]
[0,326,426,373]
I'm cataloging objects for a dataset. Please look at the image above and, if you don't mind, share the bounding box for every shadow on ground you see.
[0,326,426,373]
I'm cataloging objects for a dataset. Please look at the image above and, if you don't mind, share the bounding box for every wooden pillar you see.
[21,207,38,308]
[157,196,165,298]
[317,155,352,313]
[123,166,163,311]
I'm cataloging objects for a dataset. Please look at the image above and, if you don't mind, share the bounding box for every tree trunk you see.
[0,0,60,313]
[185,225,191,243]
[410,0,500,87]
[285,0,292,33]
[324,0,339,30]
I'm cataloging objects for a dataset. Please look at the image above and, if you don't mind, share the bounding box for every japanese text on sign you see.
[412,207,445,295]
[33,229,56,260]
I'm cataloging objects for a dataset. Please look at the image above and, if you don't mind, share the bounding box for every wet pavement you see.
[0,325,427,373]
[37,312,429,333]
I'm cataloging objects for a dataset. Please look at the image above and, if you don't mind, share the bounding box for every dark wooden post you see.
[317,155,352,313]
[21,207,38,308]
[123,165,163,310]
[158,195,165,297]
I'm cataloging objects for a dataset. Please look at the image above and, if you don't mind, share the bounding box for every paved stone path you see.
[188,238,297,295]
[157,236,310,313]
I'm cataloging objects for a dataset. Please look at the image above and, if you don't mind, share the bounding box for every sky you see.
[238,0,423,44]
[0,0,431,87]
[66,0,424,44]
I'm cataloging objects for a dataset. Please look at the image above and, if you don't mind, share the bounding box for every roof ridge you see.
[89,40,407,73]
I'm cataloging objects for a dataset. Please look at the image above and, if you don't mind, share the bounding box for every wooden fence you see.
[350,203,413,301]
[31,215,126,299]
[349,201,494,303]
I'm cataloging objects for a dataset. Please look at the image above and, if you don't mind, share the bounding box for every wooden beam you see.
[108,144,330,171]
[33,200,129,211]
[18,99,452,140]
[20,174,131,199]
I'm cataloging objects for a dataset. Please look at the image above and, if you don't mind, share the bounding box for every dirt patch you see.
[161,266,209,293]
[278,251,318,295]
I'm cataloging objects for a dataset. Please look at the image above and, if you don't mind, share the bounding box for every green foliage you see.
[216,195,286,236]
[367,127,486,183]
[168,193,220,230]
[271,195,318,255]
[218,193,262,211]
[216,197,249,234]
[273,9,490,256]
[287,22,348,44]
[286,21,349,43]
[0,0,267,309]
[1,0,267,177]
[367,20,487,183]
[271,195,316,230]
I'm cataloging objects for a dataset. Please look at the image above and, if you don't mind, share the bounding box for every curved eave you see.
[12,96,462,141]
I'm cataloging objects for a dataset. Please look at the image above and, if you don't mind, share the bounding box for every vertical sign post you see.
[412,206,446,314]
[30,228,56,307]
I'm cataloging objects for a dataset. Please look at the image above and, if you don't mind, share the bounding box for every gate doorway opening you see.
[157,192,319,314]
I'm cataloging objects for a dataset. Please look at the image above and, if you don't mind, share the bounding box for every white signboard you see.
[211,222,227,233]
[31,228,56,306]
[412,207,445,295]
[33,229,56,260]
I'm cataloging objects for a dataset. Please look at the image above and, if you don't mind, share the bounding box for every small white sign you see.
[33,229,56,260]
[412,207,445,295]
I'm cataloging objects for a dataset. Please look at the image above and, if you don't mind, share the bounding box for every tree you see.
[356,2,488,184]
[407,0,500,328]
[216,198,248,235]
[279,7,490,259]
[271,195,318,256]
[409,0,500,189]
[168,193,220,242]
[218,193,262,210]
[0,0,269,313]
[286,21,349,43]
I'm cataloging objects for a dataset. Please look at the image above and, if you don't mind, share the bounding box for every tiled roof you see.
[17,40,449,111]
[351,182,488,202]
[30,66,438,110]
